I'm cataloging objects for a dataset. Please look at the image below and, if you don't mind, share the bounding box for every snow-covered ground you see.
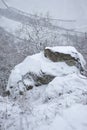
[0,46,87,130]
[0,94,87,130]
[37,104,87,130]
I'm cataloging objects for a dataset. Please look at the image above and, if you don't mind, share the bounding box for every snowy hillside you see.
[5,0,87,21]
[0,1,87,128]
[1,0,87,31]
[0,16,21,33]
[0,46,87,130]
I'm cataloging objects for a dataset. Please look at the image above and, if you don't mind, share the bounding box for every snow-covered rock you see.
[6,46,86,97]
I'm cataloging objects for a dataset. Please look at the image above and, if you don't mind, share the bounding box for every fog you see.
[1,0,86,21]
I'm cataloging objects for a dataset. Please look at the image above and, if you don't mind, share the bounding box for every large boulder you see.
[6,46,86,97]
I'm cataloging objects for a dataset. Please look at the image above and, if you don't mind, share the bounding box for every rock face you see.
[36,73,55,85]
[44,47,85,72]
[19,72,55,89]
[44,48,77,66]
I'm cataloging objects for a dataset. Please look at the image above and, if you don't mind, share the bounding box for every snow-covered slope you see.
[0,96,87,130]
[1,0,87,30]
[1,1,87,34]
[0,46,86,130]
[0,16,21,33]
[5,0,87,21]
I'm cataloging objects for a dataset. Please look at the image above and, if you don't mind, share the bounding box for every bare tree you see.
[15,13,60,52]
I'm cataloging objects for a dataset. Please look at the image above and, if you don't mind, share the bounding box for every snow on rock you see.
[6,46,86,97]
[46,73,87,105]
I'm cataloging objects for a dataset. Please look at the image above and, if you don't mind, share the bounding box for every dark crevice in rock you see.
[22,71,55,87]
